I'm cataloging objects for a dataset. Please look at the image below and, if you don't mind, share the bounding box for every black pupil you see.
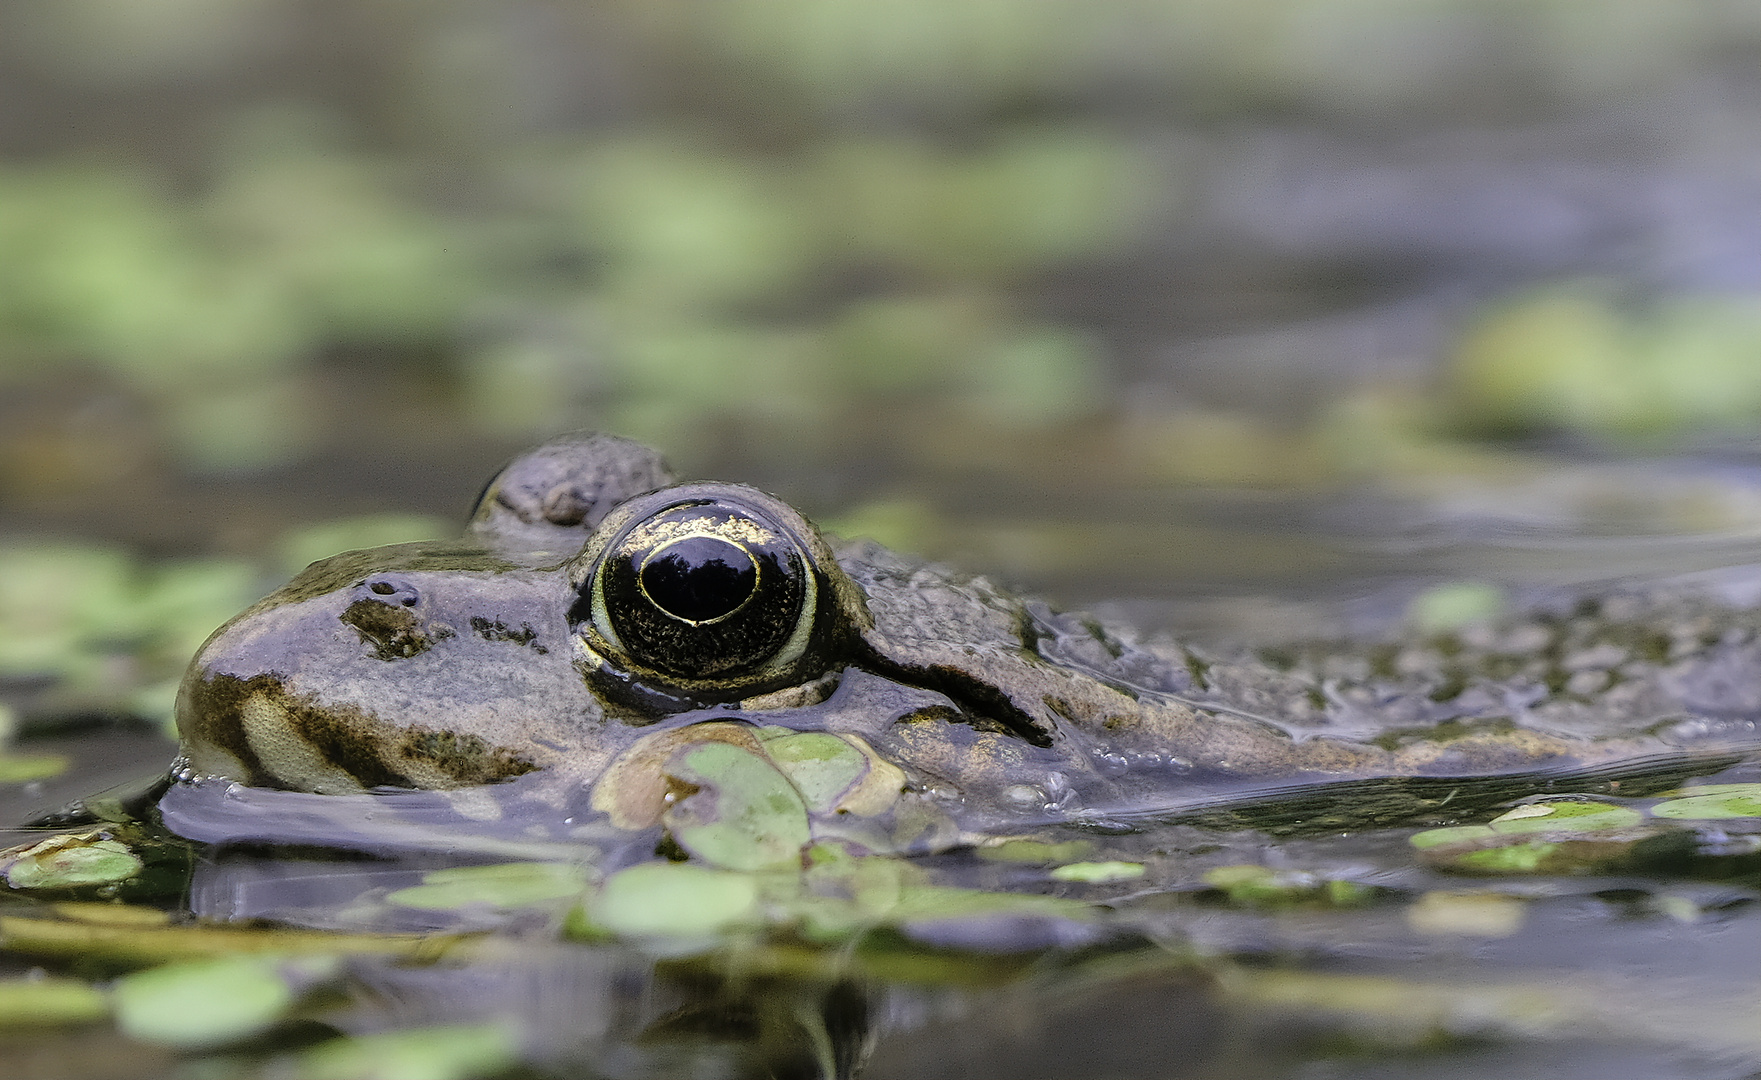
[640,535,756,623]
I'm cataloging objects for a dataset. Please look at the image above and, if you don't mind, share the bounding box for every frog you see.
[160,432,1761,859]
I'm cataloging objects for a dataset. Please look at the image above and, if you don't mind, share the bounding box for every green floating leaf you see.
[386,861,588,911]
[4,834,142,889]
[664,741,810,871]
[0,753,69,784]
[584,862,761,939]
[1049,861,1144,884]
[0,976,109,1028]
[1488,799,1643,834]
[113,956,297,1048]
[763,732,865,813]
[292,1023,518,1080]
[1652,785,1761,820]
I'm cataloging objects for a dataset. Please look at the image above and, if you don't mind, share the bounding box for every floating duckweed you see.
[1448,288,1761,444]
[385,861,589,911]
[1487,799,1644,834]
[584,862,762,939]
[3,833,142,890]
[292,1023,519,1080]
[113,956,301,1048]
[664,741,811,871]
[1651,784,1761,820]
[1049,860,1144,884]
[0,976,109,1028]
[763,732,868,813]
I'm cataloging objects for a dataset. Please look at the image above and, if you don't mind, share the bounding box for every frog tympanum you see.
[161,433,1760,858]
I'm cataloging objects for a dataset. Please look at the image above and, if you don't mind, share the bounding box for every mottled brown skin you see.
[173,433,1761,832]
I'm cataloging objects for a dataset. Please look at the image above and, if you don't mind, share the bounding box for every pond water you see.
[6,3,1761,1076]
[3,461,1759,1080]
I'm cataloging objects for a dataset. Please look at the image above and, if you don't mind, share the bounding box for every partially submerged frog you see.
[161,433,1760,859]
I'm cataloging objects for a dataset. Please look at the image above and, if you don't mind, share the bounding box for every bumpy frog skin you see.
[167,433,1760,852]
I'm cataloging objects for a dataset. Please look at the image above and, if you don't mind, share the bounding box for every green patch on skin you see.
[114,956,316,1048]
[1651,784,1761,819]
[664,741,811,871]
[1203,865,1373,907]
[1487,799,1644,833]
[762,732,867,812]
[289,1023,519,1080]
[385,862,590,911]
[0,753,70,784]
[0,976,110,1028]
[3,833,143,890]
[579,862,762,939]
[1049,861,1144,884]
[1409,825,1497,850]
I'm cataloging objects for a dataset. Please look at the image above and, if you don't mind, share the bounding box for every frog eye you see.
[568,484,835,700]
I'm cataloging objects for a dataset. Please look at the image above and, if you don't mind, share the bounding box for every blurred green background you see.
[6,0,1761,731]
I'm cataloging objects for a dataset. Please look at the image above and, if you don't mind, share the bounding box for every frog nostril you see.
[364,578,420,606]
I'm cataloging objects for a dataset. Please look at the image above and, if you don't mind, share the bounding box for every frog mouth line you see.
[858,652,1059,748]
[182,672,539,795]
